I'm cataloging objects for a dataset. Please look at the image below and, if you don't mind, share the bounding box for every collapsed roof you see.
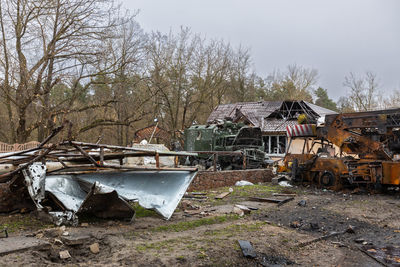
[207,100,337,133]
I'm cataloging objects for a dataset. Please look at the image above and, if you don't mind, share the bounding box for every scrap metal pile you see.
[0,126,198,225]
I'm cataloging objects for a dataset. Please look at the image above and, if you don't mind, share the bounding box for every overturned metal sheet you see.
[45,176,134,221]
[22,162,197,223]
[78,182,135,220]
[50,170,197,220]
[45,176,87,211]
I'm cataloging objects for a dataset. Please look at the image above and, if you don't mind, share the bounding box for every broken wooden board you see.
[248,197,294,206]
[238,240,257,258]
[248,197,281,203]
[277,197,294,206]
[0,237,50,256]
[215,192,230,199]
[234,204,252,214]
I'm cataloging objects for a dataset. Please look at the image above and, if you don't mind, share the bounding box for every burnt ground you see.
[0,183,399,266]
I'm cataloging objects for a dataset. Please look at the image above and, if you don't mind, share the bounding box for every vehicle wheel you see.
[320,171,335,187]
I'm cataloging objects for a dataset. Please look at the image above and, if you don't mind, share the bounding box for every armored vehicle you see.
[184,120,266,169]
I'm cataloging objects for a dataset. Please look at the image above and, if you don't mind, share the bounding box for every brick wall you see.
[188,169,273,191]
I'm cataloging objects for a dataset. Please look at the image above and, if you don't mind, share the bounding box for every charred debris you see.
[0,125,198,225]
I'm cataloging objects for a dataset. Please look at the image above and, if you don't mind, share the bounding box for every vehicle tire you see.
[320,171,335,187]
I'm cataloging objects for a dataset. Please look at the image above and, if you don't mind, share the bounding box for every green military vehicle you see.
[183,120,266,169]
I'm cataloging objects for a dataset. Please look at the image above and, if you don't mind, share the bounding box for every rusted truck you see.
[281,109,400,190]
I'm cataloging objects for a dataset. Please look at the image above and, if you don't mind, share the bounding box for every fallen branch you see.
[298,231,343,247]
[297,226,355,247]
[357,247,389,267]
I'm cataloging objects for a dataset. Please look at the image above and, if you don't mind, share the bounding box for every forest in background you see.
[0,0,399,146]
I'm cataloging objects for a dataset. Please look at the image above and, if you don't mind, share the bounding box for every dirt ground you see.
[1,183,400,266]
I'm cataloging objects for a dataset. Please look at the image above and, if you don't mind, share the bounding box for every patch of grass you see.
[132,204,159,218]
[203,221,266,237]
[219,184,297,199]
[197,248,208,259]
[151,214,240,232]
[0,215,52,233]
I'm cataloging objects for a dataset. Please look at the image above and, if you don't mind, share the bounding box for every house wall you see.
[264,137,339,161]
[287,138,338,156]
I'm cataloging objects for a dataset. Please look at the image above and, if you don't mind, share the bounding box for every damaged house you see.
[207,100,337,159]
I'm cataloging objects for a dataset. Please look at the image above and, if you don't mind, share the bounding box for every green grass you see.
[132,204,159,218]
[151,214,240,232]
[230,184,283,197]
[203,221,266,237]
[0,215,52,233]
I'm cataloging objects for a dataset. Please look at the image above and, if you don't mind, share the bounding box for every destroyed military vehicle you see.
[183,120,267,169]
[281,109,400,190]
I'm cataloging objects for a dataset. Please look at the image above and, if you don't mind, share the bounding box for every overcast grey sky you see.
[122,0,400,100]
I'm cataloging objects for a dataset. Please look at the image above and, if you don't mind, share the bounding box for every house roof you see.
[304,101,337,117]
[133,125,170,142]
[207,100,337,133]
[207,101,282,123]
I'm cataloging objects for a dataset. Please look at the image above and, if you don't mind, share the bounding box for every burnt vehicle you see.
[280,109,400,190]
[184,120,266,169]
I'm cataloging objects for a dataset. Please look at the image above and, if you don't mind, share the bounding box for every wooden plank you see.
[215,192,231,199]
[277,197,295,206]
[0,237,50,256]
[248,197,282,203]
[248,196,294,206]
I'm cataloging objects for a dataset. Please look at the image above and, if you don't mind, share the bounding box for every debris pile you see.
[0,125,198,225]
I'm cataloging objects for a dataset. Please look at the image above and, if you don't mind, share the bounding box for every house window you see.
[263,135,287,155]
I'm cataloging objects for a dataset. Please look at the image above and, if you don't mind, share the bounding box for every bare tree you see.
[377,89,400,110]
[343,71,379,111]
[227,46,257,102]
[263,64,318,101]
[0,0,137,142]
[144,28,238,137]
